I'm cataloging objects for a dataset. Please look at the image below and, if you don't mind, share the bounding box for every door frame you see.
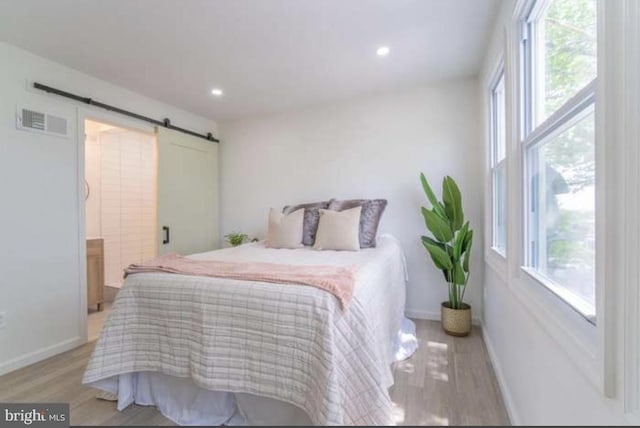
[76,107,156,343]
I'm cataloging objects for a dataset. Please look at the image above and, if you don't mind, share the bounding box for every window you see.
[522,0,597,322]
[490,67,507,255]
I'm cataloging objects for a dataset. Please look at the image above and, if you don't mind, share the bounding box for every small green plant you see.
[420,173,474,310]
[225,232,249,247]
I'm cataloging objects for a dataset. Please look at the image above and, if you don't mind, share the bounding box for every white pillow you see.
[266,207,304,249]
[313,206,362,251]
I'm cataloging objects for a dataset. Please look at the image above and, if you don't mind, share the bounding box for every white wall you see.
[219,79,484,320]
[479,1,634,425]
[0,42,217,374]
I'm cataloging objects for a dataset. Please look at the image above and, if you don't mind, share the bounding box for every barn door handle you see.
[162,226,170,244]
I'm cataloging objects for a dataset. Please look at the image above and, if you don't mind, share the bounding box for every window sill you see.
[521,267,596,325]
[491,246,507,258]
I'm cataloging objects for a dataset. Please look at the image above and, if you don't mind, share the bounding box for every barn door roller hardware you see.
[33,82,219,143]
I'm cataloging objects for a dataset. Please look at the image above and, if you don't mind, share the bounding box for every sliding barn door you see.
[156,127,219,255]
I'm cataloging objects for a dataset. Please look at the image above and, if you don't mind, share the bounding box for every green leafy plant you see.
[225,232,248,247]
[420,173,474,310]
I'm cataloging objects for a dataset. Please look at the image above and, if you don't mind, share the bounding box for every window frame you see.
[520,0,598,323]
[502,0,632,400]
[490,63,508,257]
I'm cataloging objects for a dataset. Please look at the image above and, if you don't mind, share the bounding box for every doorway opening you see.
[84,119,157,340]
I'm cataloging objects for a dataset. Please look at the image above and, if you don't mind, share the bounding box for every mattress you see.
[83,234,416,425]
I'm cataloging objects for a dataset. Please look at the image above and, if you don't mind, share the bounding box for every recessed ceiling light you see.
[211,88,223,96]
[376,46,390,57]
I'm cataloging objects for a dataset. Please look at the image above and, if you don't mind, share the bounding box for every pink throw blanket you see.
[124,253,358,309]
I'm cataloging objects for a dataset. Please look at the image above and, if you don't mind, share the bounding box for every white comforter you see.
[83,234,409,425]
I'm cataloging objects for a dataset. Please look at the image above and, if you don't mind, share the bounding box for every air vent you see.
[22,109,45,131]
[47,114,68,135]
[16,107,69,138]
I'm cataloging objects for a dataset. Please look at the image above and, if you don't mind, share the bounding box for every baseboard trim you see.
[405,309,483,326]
[0,336,85,376]
[482,327,521,425]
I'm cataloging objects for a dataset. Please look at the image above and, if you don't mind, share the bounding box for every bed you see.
[83,234,417,425]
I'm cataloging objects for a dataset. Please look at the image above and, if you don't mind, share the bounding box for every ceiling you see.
[0,0,499,121]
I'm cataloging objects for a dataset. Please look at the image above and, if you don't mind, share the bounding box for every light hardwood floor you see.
[390,321,510,426]
[0,320,509,426]
[87,302,113,342]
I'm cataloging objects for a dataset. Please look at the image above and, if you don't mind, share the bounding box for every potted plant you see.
[225,232,249,247]
[420,173,474,336]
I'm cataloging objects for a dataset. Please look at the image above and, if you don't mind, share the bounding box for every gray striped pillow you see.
[283,200,331,246]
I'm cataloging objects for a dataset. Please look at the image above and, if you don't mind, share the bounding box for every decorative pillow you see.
[283,200,331,246]
[328,199,388,248]
[313,206,362,251]
[266,208,304,249]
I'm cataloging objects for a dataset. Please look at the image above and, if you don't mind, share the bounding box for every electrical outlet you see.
[0,312,6,329]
